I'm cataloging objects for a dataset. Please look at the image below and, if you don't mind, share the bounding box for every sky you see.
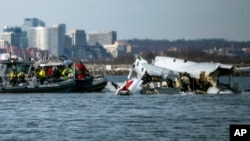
[1,0,250,41]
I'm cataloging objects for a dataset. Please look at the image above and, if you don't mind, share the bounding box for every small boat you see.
[0,58,75,93]
[0,79,75,93]
[37,55,107,93]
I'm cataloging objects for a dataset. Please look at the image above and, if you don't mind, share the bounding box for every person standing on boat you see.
[76,60,89,79]
[9,69,17,86]
[38,67,46,84]
[62,65,73,79]
[77,60,85,70]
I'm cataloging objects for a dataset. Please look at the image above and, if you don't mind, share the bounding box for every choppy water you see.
[0,76,249,141]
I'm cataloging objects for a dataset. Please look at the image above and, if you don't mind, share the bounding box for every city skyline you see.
[1,0,250,41]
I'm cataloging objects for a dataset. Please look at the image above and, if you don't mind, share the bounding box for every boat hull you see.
[0,79,75,93]
[70,76,107,92]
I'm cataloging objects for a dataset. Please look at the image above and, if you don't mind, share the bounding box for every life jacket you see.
[39,69,46,78]
[77,63,85,71]
[18,71,25,78]
[10,71,17,79]
[47,68,53,76]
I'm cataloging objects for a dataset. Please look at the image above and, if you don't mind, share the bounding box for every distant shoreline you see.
[85,64,130,76]
[85,64,250,76]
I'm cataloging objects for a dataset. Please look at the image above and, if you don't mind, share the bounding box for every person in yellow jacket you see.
[17,70,26,83]
[9,69,17,86]
[62,65,73,79]
[38,67,46,84]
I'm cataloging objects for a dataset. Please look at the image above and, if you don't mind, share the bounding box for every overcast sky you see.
[1,0,249,41]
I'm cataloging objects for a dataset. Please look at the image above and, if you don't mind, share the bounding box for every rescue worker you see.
[199,71,212,91]
[76,60,89,79]
[46,67,53,78]
[17,69,26,83]
[9,69,17,86]
[180,73,191,92]
[141,71,152,85]
[38,67,46,84]
[76,60,85,72]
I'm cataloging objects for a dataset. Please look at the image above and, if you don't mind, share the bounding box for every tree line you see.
[111,39,250,65]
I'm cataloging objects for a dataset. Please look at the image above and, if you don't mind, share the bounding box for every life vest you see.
[39,69,46,78]
[10,71,17,79]
[77,63,85,71]
[47,68,53,76]
[18,72,25,78]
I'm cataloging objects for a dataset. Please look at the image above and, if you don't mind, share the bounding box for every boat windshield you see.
[4,63,32,74]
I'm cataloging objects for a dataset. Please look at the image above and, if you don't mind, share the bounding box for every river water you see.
[0,76,249,141]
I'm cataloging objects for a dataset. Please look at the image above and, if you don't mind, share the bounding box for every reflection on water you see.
[0,93,249,141]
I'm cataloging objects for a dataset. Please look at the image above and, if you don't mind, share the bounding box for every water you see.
[0,76,250,141]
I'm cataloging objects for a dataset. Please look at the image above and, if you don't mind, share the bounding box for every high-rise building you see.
[0,40,9,49]
[64,35,72,48]
[22,18,45,33]
[20,18,45,48]
[50,24,66,56]
[68,30,86,47]
[3,26,22,33]
[27,24,66,56]
[1,26,22,48]
[28,27,46,49]
[88,31,117,46]
[1,32,13,46]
